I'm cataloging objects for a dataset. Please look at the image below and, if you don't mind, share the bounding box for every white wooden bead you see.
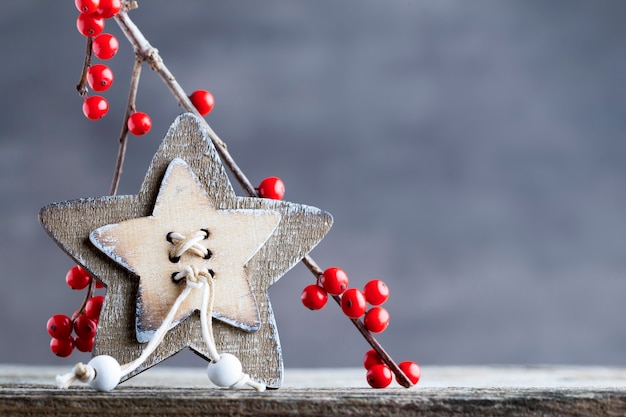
[88,355,121,392]
[207,353,242,387]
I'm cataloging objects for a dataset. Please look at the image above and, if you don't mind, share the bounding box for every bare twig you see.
[110,58,143,196]
[71,278,95,322]
[113,10,261,197]
[111,7,413,388]
[76,37,93,97]
[113,12,227,148]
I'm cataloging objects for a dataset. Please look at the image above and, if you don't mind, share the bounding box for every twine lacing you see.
[56,229,266,391]
[55,362,95,389]
[167,230,210,262]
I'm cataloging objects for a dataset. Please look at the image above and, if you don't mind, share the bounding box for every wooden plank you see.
[2,366,626,416]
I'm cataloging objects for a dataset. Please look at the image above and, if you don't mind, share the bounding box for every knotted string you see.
[56,362,95,389]
[199,271,220,362]
[167,230,209,260]
[120,267,199,376]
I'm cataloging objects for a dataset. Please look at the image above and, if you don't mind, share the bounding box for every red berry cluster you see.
[302,268,390,331]
[46,265,105,357]
[75,0,122,121]
[75,2,215,135]
[301,267,420,388]
[363,350,421,388]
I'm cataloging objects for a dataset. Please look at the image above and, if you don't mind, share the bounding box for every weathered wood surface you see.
[3,365,626,416]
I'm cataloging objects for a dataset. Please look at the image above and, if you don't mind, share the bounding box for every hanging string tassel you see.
[55,257,265,391]
[56,355,121,392]
[120,271,197,377]
[199,276,266,391]
[56,362,95,389]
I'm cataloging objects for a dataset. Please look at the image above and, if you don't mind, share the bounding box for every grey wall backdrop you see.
[2,1,626,370]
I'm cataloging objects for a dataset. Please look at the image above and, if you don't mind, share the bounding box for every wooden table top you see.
[3,365,626,416]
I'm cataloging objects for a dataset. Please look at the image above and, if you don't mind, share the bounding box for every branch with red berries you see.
[302,267,421,387]
[46,266,104,356]
[47,0,421,389]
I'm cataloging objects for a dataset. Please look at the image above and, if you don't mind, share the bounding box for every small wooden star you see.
[40,113,333,387]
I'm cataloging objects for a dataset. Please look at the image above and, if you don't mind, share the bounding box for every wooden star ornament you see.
[39,113,333,388]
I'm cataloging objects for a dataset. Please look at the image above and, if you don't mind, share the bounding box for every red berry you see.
[366,364,392,388]
[74,314,97,339]
[127,111,152,135]
[46,314,73,339]
[189,89,215,116]
[85,295,105,321]
[363,349,384,370]
[96,0,121,18]
[87,64,114,92]
[65,265,91,290]
[340,288,367,318]
[75,336,95,353]
[75,0,100,13]
[50,337,74,358]
[92,33,119,60]
[82,95,109,120]
[363,307,390,333]
[301,284,328,310]
[320,267,349,296]
[363,279,389,306]
[398,361,421,385]
[257,177,285,200]
[76,13,104,37]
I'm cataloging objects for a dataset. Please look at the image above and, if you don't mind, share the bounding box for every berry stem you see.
[110,57,142,196]
[112,2,413,388]
[76,37,93,97]
[72,278,96,322]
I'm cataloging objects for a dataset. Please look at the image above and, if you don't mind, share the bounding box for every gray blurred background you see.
[2,1,626,370]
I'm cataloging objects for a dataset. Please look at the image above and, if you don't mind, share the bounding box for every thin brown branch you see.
[110,58,143,196]
[76,37,93,97]
[112,7,413,388]
[114,10,259,198]
[71,278,96,322]
[113,12,227,146]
